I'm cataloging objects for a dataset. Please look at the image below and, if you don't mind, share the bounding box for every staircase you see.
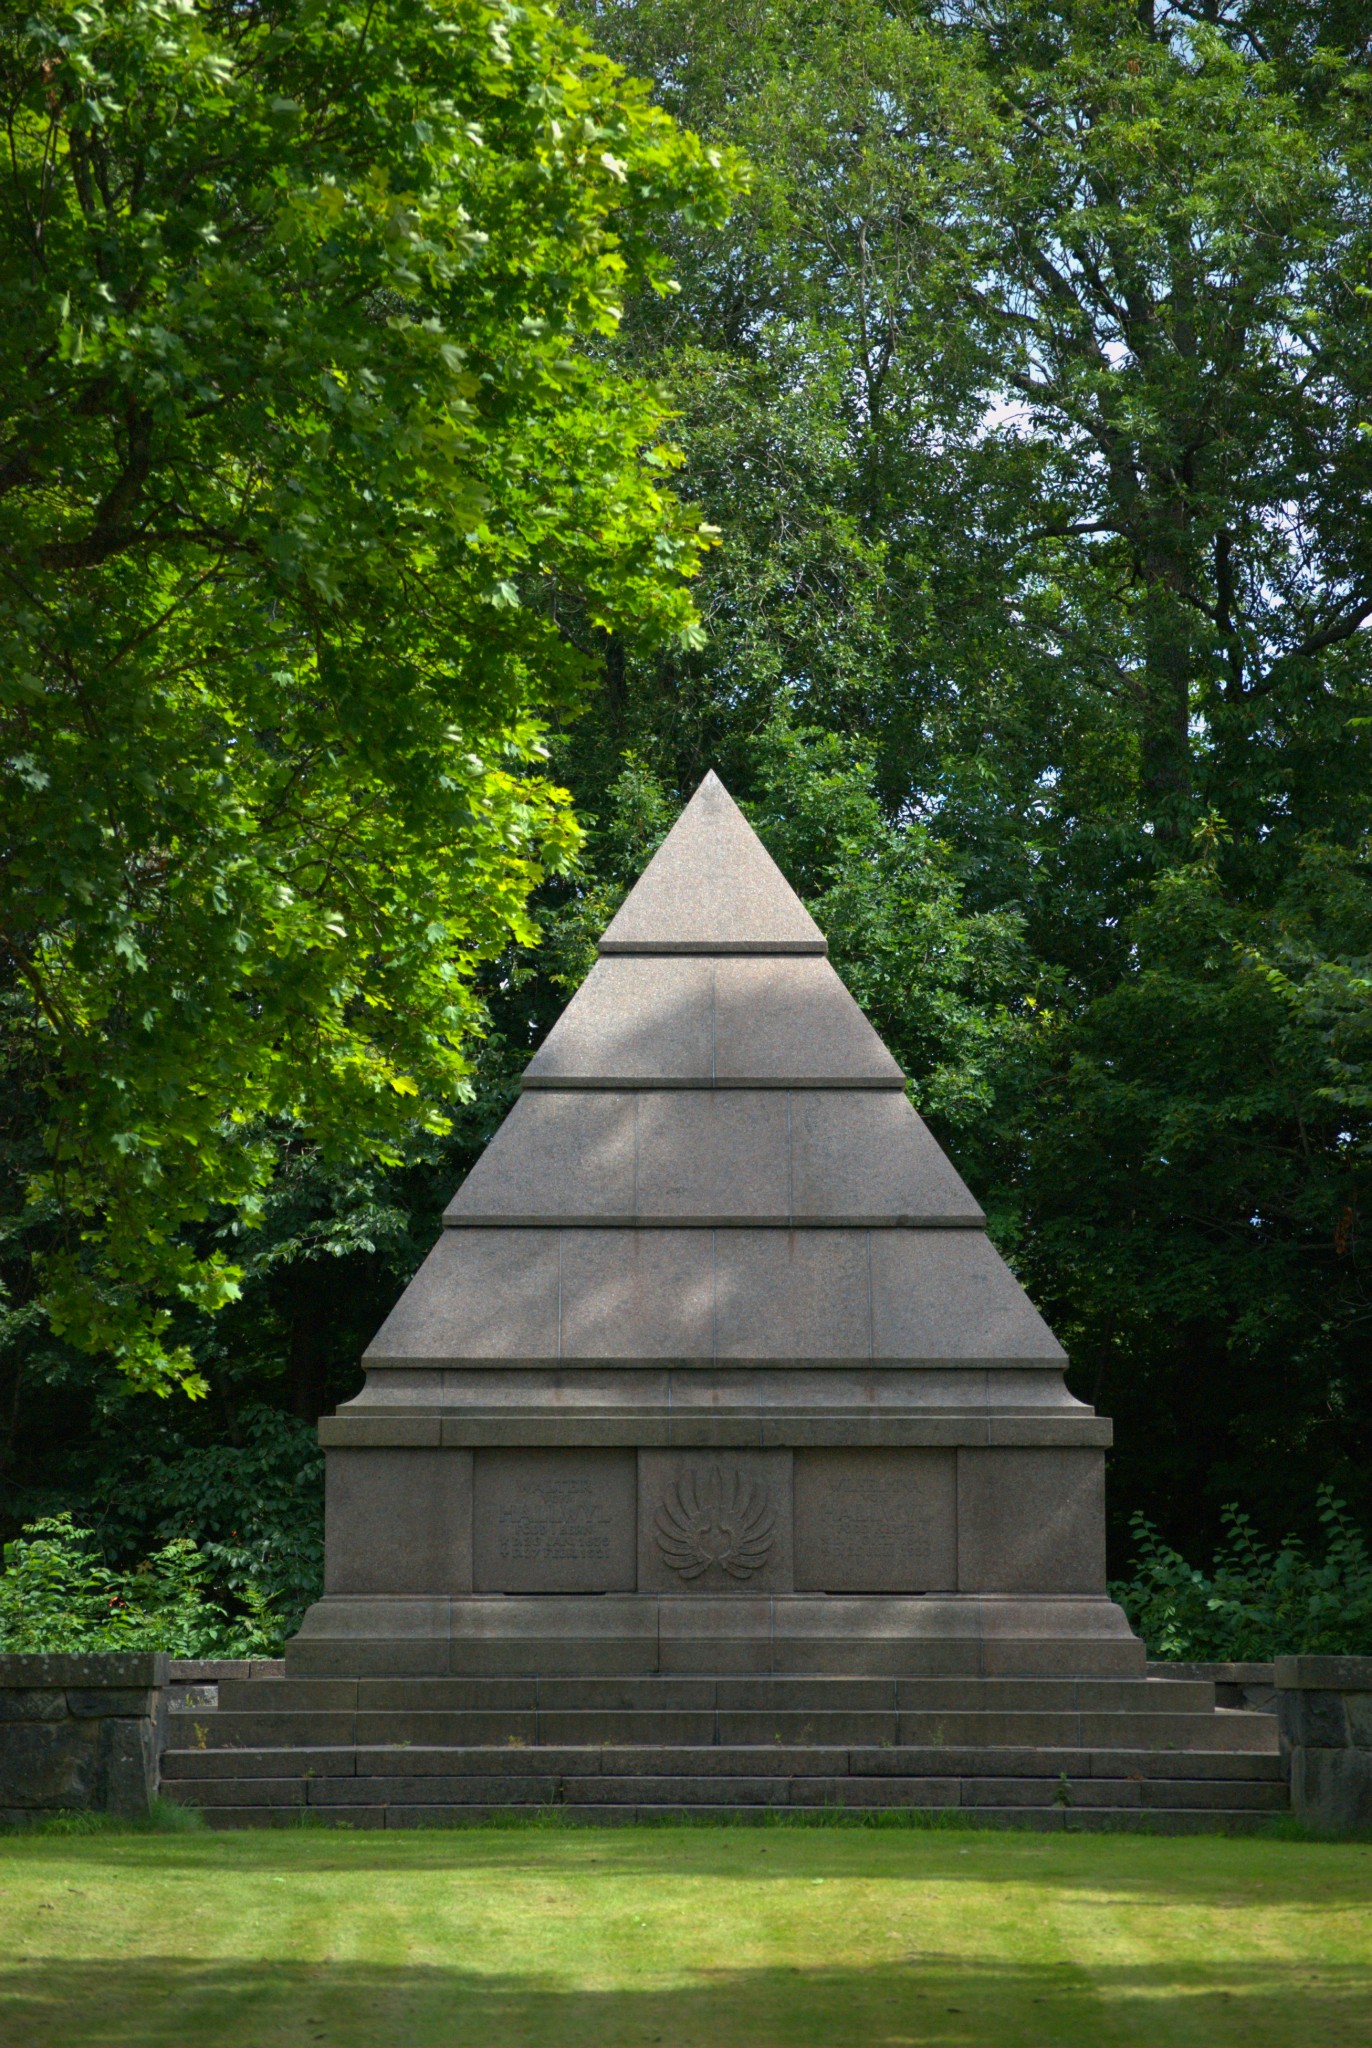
[162,1671,1285,1830]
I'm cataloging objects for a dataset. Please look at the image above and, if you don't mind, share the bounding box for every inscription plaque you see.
[473,1449,636,1592]
[793,1448,956,1591]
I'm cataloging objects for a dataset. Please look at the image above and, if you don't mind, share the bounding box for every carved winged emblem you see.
[654,1465,776,1582]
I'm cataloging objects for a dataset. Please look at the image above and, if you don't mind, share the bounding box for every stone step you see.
[214,1674,1218,1716]
[169,1703,1277,1754]
[894,1709,1276,1753]
[163,1741,1286,1784]
[187,1801,1284,1832]
[172,1769,1289,1814]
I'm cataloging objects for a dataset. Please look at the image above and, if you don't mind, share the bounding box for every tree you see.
[0,0,738,1391]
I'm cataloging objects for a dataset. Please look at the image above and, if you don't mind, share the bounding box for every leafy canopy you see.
[0,0,739,1393]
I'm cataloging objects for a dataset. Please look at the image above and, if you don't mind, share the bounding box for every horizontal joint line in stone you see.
[439,1218,987,1230]
[517,1078,909,1092]
[596,941,829,956]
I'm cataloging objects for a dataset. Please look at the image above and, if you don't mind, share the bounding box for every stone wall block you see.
[1343,1691,1372,1747]
[0,1720,99,1808]
[1274,1655,1372,1691]
[473,1449,637,1593]
[1277,1688,1347,1752]
[0,1652,166,1817]
[98,1717,158,1818]
[325,1447,473,1596]
[1275,1658,1372,1833]
[0,1689,65,1722]
[0,1652,168,1687]
[1291,1746,1372,1834]
[67,1688,157,1718]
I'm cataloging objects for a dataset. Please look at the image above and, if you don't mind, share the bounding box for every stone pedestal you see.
[294,774,1138,1683]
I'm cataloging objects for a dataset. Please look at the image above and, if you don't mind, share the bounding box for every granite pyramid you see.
[299,772,1139,1678]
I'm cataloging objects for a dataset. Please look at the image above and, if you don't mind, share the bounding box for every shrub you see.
[1112,1487,1372,1660]
[0,1514,282,1656]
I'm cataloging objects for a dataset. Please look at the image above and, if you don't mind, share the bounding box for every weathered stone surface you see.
[956,1451,1106,1593]
[472,1450,637,1593]
[872,1232,1066,1365]
[1347,1692,1372,1748]
[523,956,712,1088]
[66,1689,156,1718]
[324,1448,473,1596]
[598,772,827,956]
[445,1092,636,1224]
[0,1720,99,1808]
[1274,1655,1372,1693]
[560,1231,714,1360]
[364,1229,559,1364]
[713,957,905,1087]
[0,1689,65,1722]
[99,1717,157,1818]
[1290,1745,1372,1833]
[715,1231,871,1361]
[792,1448,957,1592]
[639,1452,793,1594]
[634,1090,790,1221]
[0,1653,168,1687]
[789,1092,983,1225]
[1278,1687,1348,1751]
[444,1089,986,1228]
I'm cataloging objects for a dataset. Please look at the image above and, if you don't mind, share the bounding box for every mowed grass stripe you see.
[1,1828,1370,2047]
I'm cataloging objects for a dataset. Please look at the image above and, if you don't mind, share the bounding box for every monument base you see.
[286,1592,1145,1679]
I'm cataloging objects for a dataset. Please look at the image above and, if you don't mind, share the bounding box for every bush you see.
[88,1402,325,1642]
[0,1514,282,1656]
[1112,1487,1372,1660]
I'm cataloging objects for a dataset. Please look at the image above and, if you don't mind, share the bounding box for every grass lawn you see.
[1,1822,1370,2048]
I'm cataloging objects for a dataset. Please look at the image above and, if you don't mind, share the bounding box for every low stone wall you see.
[1276,1655,1372,1834]
[0,1653,168,1823]
[0,1654,287,1823]
[1147,1661,1276,1712]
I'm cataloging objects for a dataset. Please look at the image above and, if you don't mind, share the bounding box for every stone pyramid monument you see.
[297,771,1139,1681]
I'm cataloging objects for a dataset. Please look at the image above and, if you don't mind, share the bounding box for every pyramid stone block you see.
[445,1093,637,1224]
[789,1092,983,1225]
[559,1230,715,1361]
[522,954,713,1087]
[712,956,905,1086]
[301,772,1136,1678]
[599,772,826,954]
[633,1090,791,1221]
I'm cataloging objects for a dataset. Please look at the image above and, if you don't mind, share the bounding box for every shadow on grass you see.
[1,1955,1369,2048]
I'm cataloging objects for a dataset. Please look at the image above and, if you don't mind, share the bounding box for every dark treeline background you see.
[4,0,1371,1631]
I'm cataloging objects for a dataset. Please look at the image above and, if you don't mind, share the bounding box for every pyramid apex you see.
[599,773,827,955]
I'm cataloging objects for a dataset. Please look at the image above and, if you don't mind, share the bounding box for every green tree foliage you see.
[0,0,738,1392]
